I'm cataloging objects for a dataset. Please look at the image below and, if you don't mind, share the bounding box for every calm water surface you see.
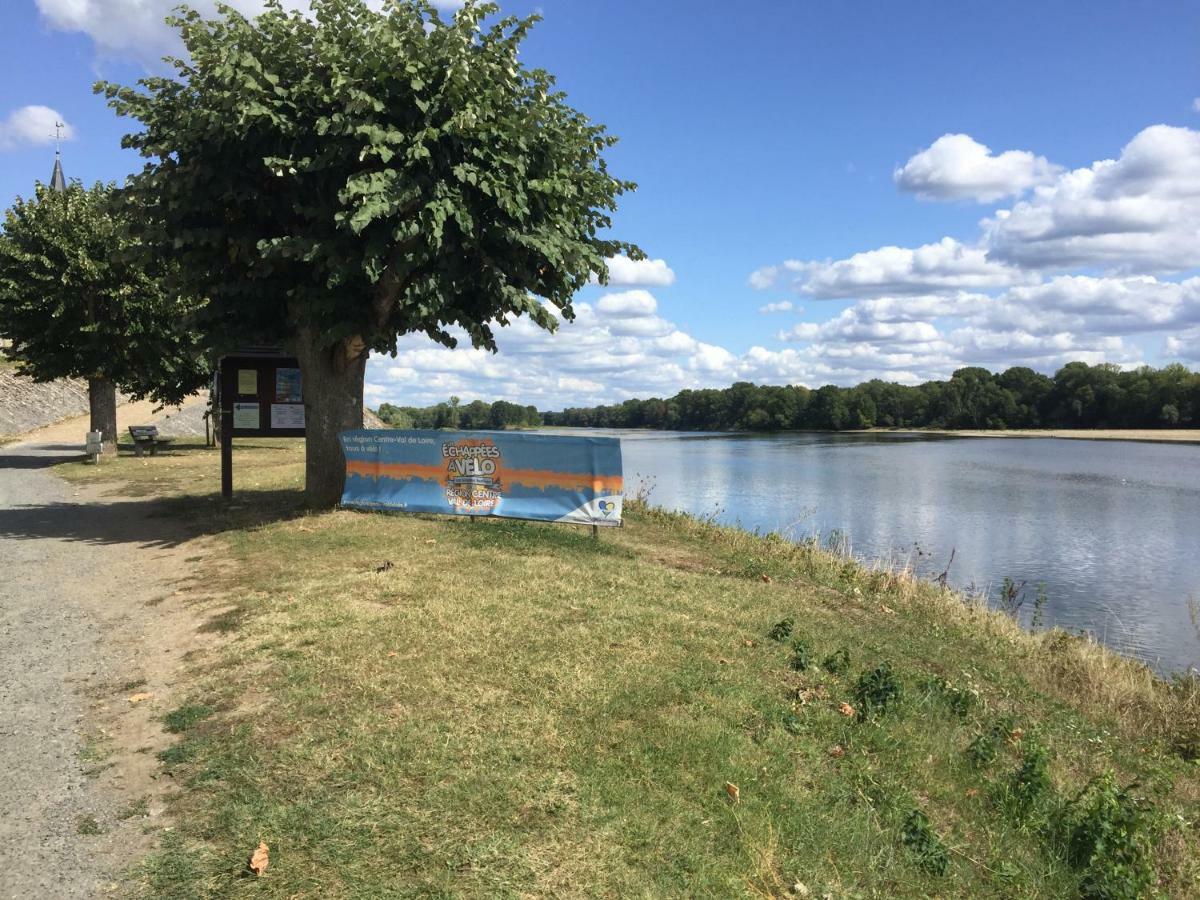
[584,431,1200,674]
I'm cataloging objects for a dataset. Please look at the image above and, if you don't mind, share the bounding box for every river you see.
[592,430,1199,675]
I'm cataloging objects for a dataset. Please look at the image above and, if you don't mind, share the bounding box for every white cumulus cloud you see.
[793,238,1030,299]
[982,125,1200,273]
[0,106,74,152]
[894,133,1061,202]
[602,255,676,287]
[758,300,794,314]
[595,289,658,317]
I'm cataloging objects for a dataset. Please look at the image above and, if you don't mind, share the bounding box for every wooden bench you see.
[128,425,174,457]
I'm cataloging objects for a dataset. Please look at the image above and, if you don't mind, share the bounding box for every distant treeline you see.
[377,398,541,430]
[541,363,1200,431]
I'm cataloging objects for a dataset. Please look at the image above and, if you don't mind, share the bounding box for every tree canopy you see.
[0,181,208,443]
[99,0,641,503]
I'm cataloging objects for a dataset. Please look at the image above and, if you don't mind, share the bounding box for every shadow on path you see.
[0,451,84,470]
[0,491,307,549]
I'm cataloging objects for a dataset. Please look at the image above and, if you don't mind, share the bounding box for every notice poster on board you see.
[233,403,260,430]
[338,430,623,526]
[237,369,258,395]
[274,368,302,403]
[271,403,305,429]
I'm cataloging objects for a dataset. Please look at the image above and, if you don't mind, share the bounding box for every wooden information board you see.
[217,350,305,498]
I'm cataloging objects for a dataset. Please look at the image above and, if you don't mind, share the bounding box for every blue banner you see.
[339,430,623,526]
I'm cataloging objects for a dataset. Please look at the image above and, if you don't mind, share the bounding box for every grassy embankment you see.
[61,441,1200,898]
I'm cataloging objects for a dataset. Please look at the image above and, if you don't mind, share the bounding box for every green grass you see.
[76,815,105,836]
[163,704,216,734]
[58,442,1200,897]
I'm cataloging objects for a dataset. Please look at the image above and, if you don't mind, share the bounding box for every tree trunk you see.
[294,330,366,508]
[88,377,118,452]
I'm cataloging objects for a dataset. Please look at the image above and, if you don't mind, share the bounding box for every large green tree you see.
[100,0,641,506]
[0,181,208,449]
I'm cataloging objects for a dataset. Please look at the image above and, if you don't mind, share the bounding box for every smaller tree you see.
[0,182,208,448]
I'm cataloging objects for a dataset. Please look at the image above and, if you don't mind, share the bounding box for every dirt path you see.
[0,407,218,898]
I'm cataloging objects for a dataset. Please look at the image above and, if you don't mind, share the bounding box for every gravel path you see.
[0,441,120,898]
[0,406,213,898]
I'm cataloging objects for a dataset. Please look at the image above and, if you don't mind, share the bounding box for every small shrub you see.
[966,731,999,768]
[1031,582,1048,630]
[1061,773,1158,900]
[965,715,1016,769]
[75,815,104,836]
[822,647,851,676]
[853,663,902,720]
[922,676,978,718]
[901,808,949,876]
[824,529,850,555]
[1001,739,1052,815]
[790,638,813,672]
[998,576,1027,619]
[1166,672,1200,762]
[767,617,794,642]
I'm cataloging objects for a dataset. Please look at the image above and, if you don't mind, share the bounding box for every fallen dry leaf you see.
[965,788,980,798]
[424,539,437,545]
[880,605,896,614]
[1007,727,1025,745]
[837,702,856,718]
[297,525,313,533]
[248,841,269,876]
[760,574,772,584]
[724,782,740,804]
[375,560,394,573]
[742,639,755,648]
[717,658,732,665]
[128,693,154,704]
[828,745,845,759]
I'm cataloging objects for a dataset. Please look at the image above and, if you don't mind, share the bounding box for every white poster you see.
[271,403,305,429]
[233,402,260,430]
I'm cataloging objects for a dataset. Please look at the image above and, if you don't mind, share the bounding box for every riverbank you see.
[57,440,1200,897]
[863,427,1200,444]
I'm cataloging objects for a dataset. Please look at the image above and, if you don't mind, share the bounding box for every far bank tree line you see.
[539,363,1200,432]
[378,396,540,430]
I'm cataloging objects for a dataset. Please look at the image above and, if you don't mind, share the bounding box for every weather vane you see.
[54,121,64,156]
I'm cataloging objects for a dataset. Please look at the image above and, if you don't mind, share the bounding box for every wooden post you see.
[220,401,233,500]
[592,523,599,540]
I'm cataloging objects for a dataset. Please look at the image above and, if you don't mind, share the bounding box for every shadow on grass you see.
[457,517,635,558]
[0,489,307,549]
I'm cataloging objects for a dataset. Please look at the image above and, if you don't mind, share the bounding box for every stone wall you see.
[0,369,96,437]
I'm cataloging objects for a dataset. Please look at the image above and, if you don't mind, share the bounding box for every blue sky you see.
[2,1,1199,409]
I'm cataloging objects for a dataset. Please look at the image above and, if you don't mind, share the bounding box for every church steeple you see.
[49,121,66,192]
